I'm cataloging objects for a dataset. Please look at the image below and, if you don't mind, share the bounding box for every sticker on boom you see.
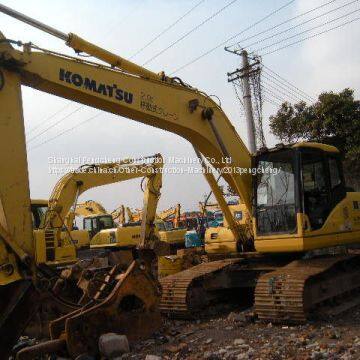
[59,69,133,104]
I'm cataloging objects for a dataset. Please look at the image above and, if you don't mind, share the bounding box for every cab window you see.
[329,158,341,188]
[301,152,330,230]
[328,156,346,204]
[84,218,93,231]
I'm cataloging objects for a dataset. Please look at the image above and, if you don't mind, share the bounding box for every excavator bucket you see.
[49,258,162,358]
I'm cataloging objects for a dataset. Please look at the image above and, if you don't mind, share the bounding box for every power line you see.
[262,69,315,102]
[262,14,360,56]
[142,0,240,66]
[29,112,102,152]
[226,0,339,49]
[129,0,206,60]
[262,78,303,103]
[263,95,282,108]
[257,7,360,54]
[262,87,289,104]
[262,75,308,103]
[242,0,359,51]
[263,65,315,101]
[26,105,83,144]
[26,102,72,136]
[169,0,296,74]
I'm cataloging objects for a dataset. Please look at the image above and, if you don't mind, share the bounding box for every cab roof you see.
[258,141,340,154]
[292,142,339,153]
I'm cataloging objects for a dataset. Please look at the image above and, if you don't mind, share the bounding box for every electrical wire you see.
[26,105,84,144]
[262,87,289,104]
[28,112,102,151]
[263,65,315,101]
[263,95,282,108]
[262,69,315,102]
[262,14,360,56]
[241,0,359,51]
[26,102,72,136]
[169,0,296,74]
[226,0,340,49]
[129,0,206,60]
[262,77,306,103]
[257,8,360,54]
[142,0,240,66]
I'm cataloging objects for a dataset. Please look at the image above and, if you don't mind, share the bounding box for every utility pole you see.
[240,50,256,153]
[226,48,262,153]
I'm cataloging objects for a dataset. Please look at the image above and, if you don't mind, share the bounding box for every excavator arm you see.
[157,206,178,221]
[44,156,162,230]
[111,204,126,224]
[73,200,107,217]
[0,33,252,211]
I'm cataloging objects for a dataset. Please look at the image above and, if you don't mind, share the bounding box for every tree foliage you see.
[269,89,360,189]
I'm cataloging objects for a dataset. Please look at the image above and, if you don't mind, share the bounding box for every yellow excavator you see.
[45,154,165,254]
[199,200,252,254]
[0,5,360,357]
[126,205,186,251]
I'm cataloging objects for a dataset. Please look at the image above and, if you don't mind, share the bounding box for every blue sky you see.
[1,0,359,211]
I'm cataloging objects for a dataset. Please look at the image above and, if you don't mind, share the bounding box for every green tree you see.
[269,88,360,189]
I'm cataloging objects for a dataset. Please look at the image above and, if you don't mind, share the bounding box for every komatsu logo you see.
[59,69,133,104]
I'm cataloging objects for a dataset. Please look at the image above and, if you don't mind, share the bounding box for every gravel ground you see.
[125,306,360,360]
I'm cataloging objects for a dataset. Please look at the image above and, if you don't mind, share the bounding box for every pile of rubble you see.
[15,305,360,359]
[128,306,360,360]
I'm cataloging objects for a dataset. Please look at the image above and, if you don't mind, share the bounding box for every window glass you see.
[84,218,92,231]
[301,153,329,229]
[329,158,341,189]
[257,161,295,206]
[98,216,114,229]
[256,150,297,235]
[302,161,326,193]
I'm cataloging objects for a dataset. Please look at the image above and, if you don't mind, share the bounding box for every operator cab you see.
[83,214,115,238]
[31,199,49,229]
[254,142,346,236]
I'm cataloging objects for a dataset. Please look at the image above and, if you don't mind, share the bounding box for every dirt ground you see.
[126,305,360,360]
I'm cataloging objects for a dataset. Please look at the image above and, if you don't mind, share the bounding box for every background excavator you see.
[0,4,360,358]
[199,200,252,254]
[126,205,186,252]
[37,154,165,259]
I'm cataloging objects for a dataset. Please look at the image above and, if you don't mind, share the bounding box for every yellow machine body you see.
[90,225,143,248]
[205,203,250,254]
[90,220,185,248]
[33,229,77,266]
[157,227,187,246]
[255,192,360,252]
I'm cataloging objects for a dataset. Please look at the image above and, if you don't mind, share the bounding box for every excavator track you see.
[160,256,279,318]
[160,259,243,318]
[255,254,360,323]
